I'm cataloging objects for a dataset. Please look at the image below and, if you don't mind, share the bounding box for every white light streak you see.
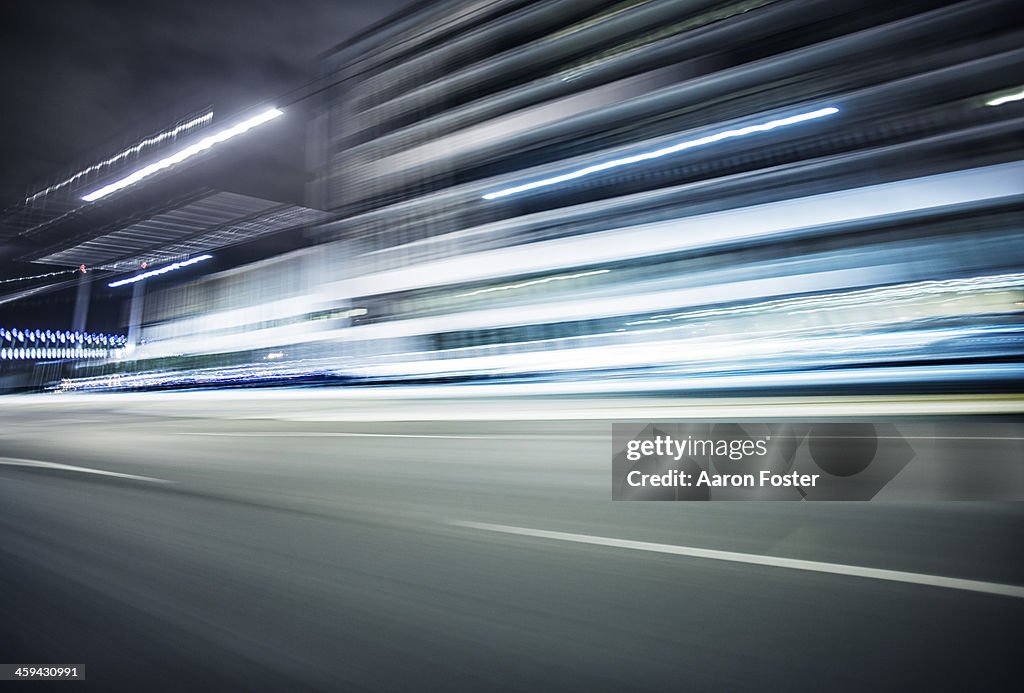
[26,111,213,203]
[986,88,1024,107]
[331,307,368,319]
[108,255,212,288]
[624,271,1024,327]
[0,268,78,285]
[456,269,610,298]
[343,162,1021,299]
[481,107,840,200]
[82,108,282,202]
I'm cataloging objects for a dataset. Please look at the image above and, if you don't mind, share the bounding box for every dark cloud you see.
[0,0,413,206]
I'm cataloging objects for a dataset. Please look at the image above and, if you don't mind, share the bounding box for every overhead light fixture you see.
[481,106,840,200]
[108,255,213,288]
[82,108,283,202]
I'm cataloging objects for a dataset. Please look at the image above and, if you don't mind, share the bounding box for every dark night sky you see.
[0,0,413,207]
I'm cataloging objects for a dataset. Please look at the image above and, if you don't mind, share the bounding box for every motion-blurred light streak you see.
[354,162,1024,298]
[108,255,213,288]
[26,111,213,203]
[38,0,1024,398]
[82,108,282,202]
[456,269,610,298]
[481,107,839,199]
[626,271,1024,326]
[986,87,1024,106]
[0,268,78,285]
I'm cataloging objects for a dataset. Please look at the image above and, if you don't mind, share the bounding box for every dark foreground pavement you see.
[1,393,1021,691]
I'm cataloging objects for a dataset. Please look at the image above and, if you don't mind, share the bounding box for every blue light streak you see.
[108,255,213,288]
[481,106,840,200]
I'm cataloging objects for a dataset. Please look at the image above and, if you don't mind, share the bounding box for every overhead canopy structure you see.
[0,108,216,242]
[0,103,327,300]
[29,191,329,272]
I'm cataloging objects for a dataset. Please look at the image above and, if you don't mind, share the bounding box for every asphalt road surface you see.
[1,391,1021,691]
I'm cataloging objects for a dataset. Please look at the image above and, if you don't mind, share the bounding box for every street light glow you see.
[82,108,283,202]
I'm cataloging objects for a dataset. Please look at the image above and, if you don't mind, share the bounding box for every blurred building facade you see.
[66,0,1024,390]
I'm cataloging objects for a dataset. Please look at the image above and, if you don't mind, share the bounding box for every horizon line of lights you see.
[1,328,126,346]
[1,328,127,345]
[26,111,214,203]
[108,255,213,288]
[481,106,840,200]
[986,87,1024,107]
[1,347,112,361]
[82,108,283,202]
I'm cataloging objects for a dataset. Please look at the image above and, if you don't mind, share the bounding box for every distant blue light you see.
[108,255,213,288]
[0,328,123,358]
[481,106,840,200]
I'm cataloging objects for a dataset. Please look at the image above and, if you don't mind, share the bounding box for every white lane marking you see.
[450,521,1024,599]
[0,457,171,484]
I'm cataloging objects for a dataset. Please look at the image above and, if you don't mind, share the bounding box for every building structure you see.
[65,0,1024,391]
[0,103,326,390]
